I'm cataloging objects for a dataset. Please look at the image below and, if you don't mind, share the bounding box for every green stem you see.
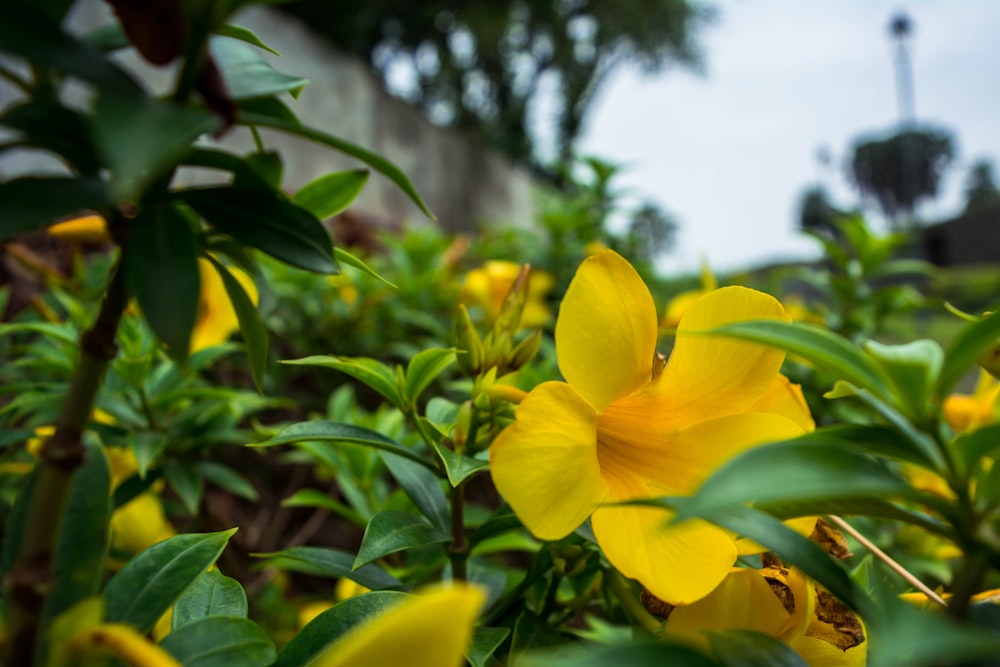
[449,481,468,582]
[948,549,991,620]
[607,570,661,634]
[6,259,128,665]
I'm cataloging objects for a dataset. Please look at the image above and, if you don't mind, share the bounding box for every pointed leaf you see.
[173,569,248,630]
[939,310,1000,397]
[237,111,434,219]
[251,420,436,472]
[679,436,923,522]
[700,319,891,398]
[207,257,268,393]
[274,592,408,667]
[214,24,281,56]
[211,36,308,99]
[281,356,402,407]
[0,177,108,241]
[257,546,402,590]
[179,187,337,274]
[334,247,397,287]
[405,348,457,405]
[353,510,451,569]
[467,626,510,667]
[162,460,204,515]
[520,642,720,667]
[379,451,449,531]
[424,426,490,486]
[1,101,100,174]
[292,169,369,221]
[706,630,808,667]
[160,616,275,667]
[864,339,942,420]
[125,204,201,359]
[103,529,237,633]
[195,461,259,502]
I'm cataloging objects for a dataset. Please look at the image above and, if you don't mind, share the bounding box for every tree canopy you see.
[280,0,713,173]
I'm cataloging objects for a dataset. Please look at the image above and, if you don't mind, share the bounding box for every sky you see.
[576,0,1000,274]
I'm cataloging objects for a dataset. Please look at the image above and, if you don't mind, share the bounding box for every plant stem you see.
[5,260,128,666]
[449,481,468,582]
[607,571,661,634]
[948,549,991,620]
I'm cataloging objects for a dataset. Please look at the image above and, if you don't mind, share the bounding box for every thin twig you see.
[826,514,948,608]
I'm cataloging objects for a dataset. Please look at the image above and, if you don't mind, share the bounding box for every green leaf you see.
[281,356,402,407]
[0,7,142,96]
[939,310,1000,397]
[251,420,437,472]
[424,425,490,487]
[468,626,510,667]
[129,431,166,479]
[379,451,449,531]
[864,339,942,420]
[124,204,200,359]
[237,97,300,125]
[195,461,259,501]
[163,460,204,515]
[103,529,237,633]
[0,101,101,174]
[706,630,808,667]
[256,546,402,590]
[469,505,523,548]
[353,510,451,569]
[281,489,365,525]
[292,170,369,220]
[182,148,273,190]
[91,94,220,200]
[42,443,111,625]
[274,592,408,667]
[678,436,922,522]
[1,468,38,574]
[160,616,275,667]
[520,642,720,667]
[957,422,1000,469]
[0,177,108,241]
[238,111,435,219]
[207,256,268,393]
[214,24,281,56]
[405,348,457,405]
[334,247,397,287]
[238,151,284,190]
[698,319,891,398]
[178,187,337,274]
[211,36,308,99]
[173,570,248,630]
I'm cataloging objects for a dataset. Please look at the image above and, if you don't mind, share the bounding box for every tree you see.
[797,186,849,235]
[849,127,954,229]
[279,0,712,172]
[962,158,1000,215]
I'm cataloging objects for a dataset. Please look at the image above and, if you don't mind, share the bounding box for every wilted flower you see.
[490,250,812,604]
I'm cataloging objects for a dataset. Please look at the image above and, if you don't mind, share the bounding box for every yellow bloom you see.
[461,260,553,328]
[190,258,258,353]
[490,250,810,604]
[310,584,485,667]
[46,215,112,244]
[663,566,866,666]
[944,369,1000,434]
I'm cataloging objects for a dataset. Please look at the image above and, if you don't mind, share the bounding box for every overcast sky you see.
[577,0,1000,274]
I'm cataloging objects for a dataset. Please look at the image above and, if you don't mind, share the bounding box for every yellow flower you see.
[663,566,866,666]
[310,584,485,667]
[944,368,1000,434]
[190,257,258,353]
[490,250,810,604]
[46,215,112,244]
[461,260,553,328]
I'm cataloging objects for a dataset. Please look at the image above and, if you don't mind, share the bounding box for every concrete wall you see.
[0,2,538,232]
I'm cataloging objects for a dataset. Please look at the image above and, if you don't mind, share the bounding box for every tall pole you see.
[889,12,917,230]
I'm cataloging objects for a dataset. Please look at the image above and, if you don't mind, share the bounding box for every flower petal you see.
[556,250,658,411]
[592,504,737,604]
[490,382,606,540]
[656,286,789,429]
[312,585,485,667]
[663,567,793,642]
[749,374,815,432]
